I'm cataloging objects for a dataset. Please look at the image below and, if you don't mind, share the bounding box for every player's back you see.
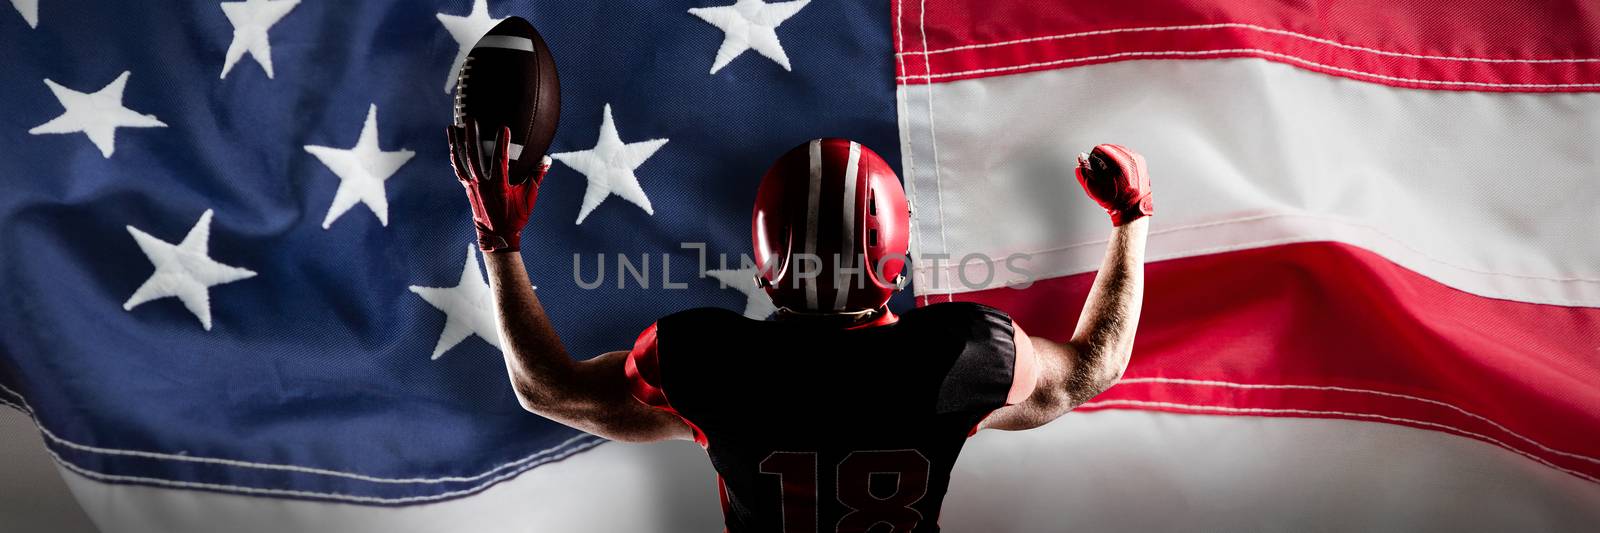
[625,302,1024,533]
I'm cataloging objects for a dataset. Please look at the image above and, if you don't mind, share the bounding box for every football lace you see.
[452,56,473,127]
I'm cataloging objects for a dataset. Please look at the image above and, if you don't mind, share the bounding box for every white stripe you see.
[1117,377,1600,466]
[897,22,1600,64]
[899,58,1600,306]
[474,35,535,52]
[833,141,862,310]
[1076,399,1599,484]
[947,411,1600,531]
[12,408,1599,532]
[804,140,822,310]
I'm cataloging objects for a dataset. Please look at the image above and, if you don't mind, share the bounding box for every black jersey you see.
[624,302,1029,533]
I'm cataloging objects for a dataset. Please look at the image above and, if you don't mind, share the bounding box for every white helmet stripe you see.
[832,141,862,310]
[803,139,822,310]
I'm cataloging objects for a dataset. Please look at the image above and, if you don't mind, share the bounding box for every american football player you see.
[446,124,1151,531]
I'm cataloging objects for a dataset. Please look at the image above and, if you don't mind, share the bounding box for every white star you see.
[688,0,810,74]
[11,0,37,28]
[436,0,504,94]
[29,71,166,158]
[551,104,668,224]
[409,245,502,359]
[219,0,299,80]
[303,104,415,229]
[706,267,776,319]
[123,210,258,331]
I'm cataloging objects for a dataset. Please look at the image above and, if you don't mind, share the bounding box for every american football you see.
[452,16,559,181]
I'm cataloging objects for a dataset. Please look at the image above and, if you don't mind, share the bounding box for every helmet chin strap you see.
[757,273,906,291]
[759,272,906,325]
[774,305,885,325]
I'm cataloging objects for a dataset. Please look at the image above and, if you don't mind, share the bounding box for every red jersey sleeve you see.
[623,323,668,408]
[622,323,709,447]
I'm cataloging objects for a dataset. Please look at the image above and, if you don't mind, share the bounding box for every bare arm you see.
[482,251,694,443]
[444,121,690,442]
[980,216,1148,431]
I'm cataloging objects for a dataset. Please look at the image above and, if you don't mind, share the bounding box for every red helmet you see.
[752,138,910,314]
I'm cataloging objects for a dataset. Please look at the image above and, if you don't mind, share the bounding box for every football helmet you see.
[752,139,909,314]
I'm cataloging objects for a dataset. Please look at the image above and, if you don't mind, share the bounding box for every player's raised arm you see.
[442,18,692,443]
[447,120,693,443]
[980,144,1152,431]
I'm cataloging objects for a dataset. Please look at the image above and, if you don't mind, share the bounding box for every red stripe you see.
[950,241,1600,482]
[894,0,1600,91]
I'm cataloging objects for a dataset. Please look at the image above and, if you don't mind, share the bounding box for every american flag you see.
[2,0,1598,530]
[2,0,898,507]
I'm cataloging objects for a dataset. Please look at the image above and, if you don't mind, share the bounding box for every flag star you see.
[409,245,502,359]
[551,104,668,224]
[29,71,166,158]
[219,0,299,80]
[706,267,776,319]
[688,0,810,74]
[123,209,258,331]
[11,0,37,28]
[436,0,504,94]
[303,104,415,229]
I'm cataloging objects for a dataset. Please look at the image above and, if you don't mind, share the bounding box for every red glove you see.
[1075,144,1153,226]
[446,119,549,252]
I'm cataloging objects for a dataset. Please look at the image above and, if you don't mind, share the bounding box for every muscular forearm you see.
[481,251,580,409]
[978,145,1153,432]
[446,120,688,442]
[480,251,693,442]
[1065,217,1148,403]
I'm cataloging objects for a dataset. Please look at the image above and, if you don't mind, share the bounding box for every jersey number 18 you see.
[759,450,932,532]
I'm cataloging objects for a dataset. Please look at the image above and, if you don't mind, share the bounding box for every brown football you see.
[453,17,559,182]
